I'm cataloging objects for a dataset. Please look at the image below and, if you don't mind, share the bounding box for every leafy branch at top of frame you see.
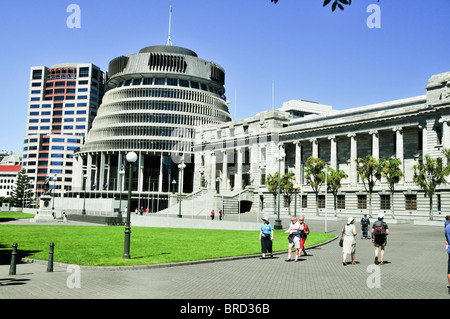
[270,0,380,12]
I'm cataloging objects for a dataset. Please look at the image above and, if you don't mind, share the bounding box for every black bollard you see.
[47,242,54,272]
[9,243,18,275]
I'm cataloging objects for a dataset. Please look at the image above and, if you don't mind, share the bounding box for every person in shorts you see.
[285,216,301,262]
[371,213,389,265]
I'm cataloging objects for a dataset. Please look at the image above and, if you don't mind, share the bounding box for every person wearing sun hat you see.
[341,217,357,265]
[259,217,274,259]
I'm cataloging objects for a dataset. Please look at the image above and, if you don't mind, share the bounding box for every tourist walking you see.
[210,209,215,220]
[219,209,223,220]
[259,217,274,259]
[371,213,389,265]
[285,216,301,262]
[63,212,68,223]
[298,217,310,256]
[360,214,370,239]
[342,217,357,265]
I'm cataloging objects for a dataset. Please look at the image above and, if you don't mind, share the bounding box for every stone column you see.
[210,152,216,191]
[294,141,302,183]
[370,130,379,160]
[222,150,228,191]
[86,153,93,190]
[99,153,105,190]
[158,154,163,193]
[311,138,318,158]
[393,126,404,161]
[328,136,337,170]
[348,133,357,186]
[235,147,243,190]
[138,152,144,193]
[439,117,450,149]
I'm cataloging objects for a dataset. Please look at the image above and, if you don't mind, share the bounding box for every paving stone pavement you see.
[0,216,449,301]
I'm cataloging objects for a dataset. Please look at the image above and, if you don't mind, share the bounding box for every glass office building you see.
[22,63,106,200]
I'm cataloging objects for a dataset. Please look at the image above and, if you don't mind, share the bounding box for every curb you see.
[22,234,338,271]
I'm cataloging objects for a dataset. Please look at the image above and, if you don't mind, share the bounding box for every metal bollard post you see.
[47,242,54,272]
[9,243,18,275]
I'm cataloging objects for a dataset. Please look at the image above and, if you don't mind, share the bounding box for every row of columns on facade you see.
[199,120,450,192]
[74,119,450,195]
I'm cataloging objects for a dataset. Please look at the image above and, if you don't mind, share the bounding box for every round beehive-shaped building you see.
[74,45,231,211]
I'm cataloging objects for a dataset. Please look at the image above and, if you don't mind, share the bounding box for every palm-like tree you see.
[356,155,382,218]
[413,154,449,221]
[379,157,403,219]
[326,166,348,216]
[304,156,326,216]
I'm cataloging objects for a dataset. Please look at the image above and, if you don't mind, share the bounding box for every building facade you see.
[73,45,231,211]
[193,71,450,220]
[22,63,106,199]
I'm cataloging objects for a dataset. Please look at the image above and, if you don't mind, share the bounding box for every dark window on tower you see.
[32,70,42,80]
[79,67,89,77]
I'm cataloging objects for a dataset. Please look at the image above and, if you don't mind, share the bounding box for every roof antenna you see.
[166,5,173,46]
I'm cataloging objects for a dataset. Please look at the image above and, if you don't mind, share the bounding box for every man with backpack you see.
[371,213,389,265]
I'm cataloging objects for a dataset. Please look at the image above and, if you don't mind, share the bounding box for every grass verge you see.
[0,224,335,267]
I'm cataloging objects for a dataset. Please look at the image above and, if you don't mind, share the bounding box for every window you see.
[317,195,325,209]
[32,70,42,80]
[301,195,307,208]
[357,195,367,210]
[79,67,89,77]
[155,78,165,85]
[337,195,345,209]
[405,195,417,210]
[380,195,390,210]
[52,138,65,143]
[31,90,41,94]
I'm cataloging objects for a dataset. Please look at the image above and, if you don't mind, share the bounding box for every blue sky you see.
[1,0,449,153]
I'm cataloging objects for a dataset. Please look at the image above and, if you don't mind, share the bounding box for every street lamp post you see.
[172,179,176,193]
[274,147,285,229]
[177,159,186,218]
[123,151,137,259]
[81,174,87,215]
[118,167,125,218]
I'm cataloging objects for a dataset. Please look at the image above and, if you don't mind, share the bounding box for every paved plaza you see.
[0,214,449,302]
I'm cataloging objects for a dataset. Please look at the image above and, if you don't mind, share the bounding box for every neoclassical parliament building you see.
[71,44,450,220]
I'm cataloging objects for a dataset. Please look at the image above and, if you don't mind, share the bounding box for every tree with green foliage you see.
[270,0,380,12]
[356,155,382,218]
[304,156,326,216]
[379,157,403,219]
[280,171,296,215]
[326,166,348,216]
[10,169,34,208]
[265,172,280,215]
[413,153,449,221]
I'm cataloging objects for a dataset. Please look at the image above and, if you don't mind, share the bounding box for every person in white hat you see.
[341,217,357,265]
[371,213,389,265]
[259,217,274,259]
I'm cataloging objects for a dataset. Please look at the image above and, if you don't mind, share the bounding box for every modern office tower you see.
[73,45,231,211]
[22,63,106,199]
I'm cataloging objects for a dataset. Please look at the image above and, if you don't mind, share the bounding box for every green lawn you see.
[0,212,34,221]
[0,224,334,267]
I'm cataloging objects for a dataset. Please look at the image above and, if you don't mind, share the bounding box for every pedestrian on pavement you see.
[145,207,149,215]
[342,217,357,265]
[445,215,450,228]
[63,212,68,223]
[360,214,370,239]
[219,209,223,220]
[371,213,389,265]
[285,216,301,262]
[445,216,450,294]
[299,217,310,256]
[210,209,215,220]
[259,217,274,259]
